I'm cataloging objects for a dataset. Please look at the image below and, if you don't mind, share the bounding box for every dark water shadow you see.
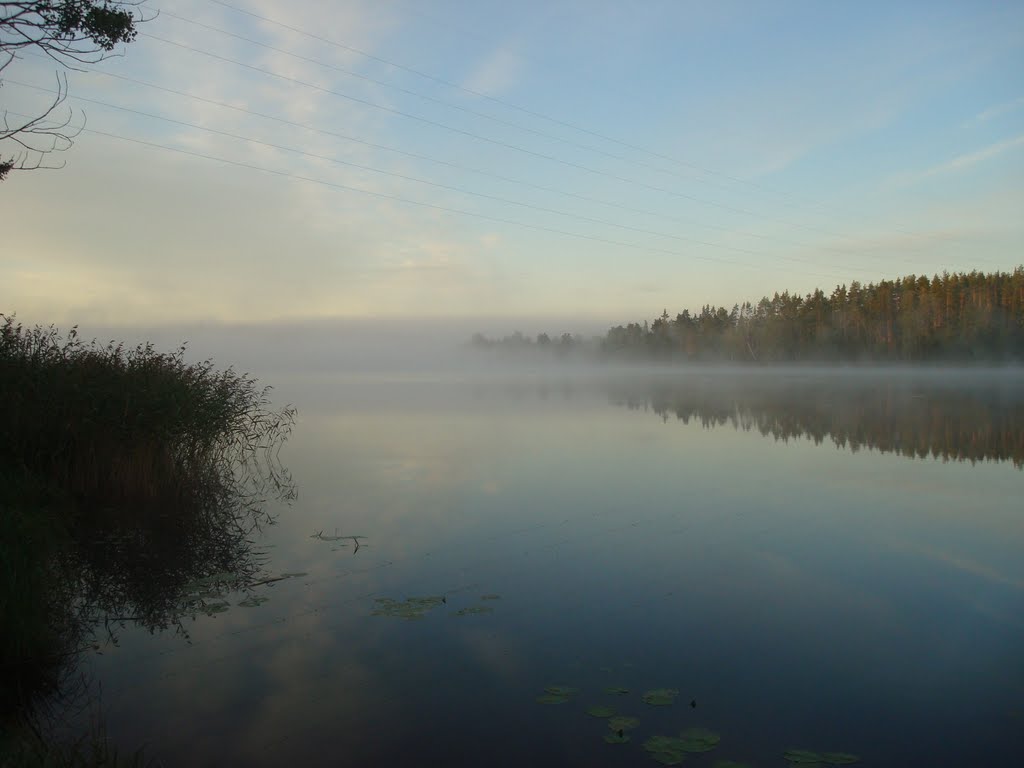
[0,432,296,763]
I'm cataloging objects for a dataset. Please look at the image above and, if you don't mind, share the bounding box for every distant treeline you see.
[473,268,1024,362]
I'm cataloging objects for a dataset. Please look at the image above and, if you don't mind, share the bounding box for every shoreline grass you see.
[1,314,294,509]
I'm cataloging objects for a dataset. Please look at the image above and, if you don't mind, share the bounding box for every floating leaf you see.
[605,686,630,696]
[604,731,631,744]
[237,595,269,608]
[536,694,569,704]
[784,750,824,764]
[679,727,720,752]
[455,606,493,616]
[586,705,616,718]
[821,754,860,765]
[480,594,501,600]
[644,736,685,752]
[642,688,680,706]
[608,716,640,731]
[713,762,751,768]
[371,595,446,620]
[643,735,688,765]
[202,601,230,615]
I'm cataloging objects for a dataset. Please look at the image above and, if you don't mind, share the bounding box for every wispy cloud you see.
[462,45,524,96]
[889,133,1024,187]
[974,96,1024,122]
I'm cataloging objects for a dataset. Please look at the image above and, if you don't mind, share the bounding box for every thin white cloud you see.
[462,45,523,96]
[974,96,1024,122]
[889,133,1024,187]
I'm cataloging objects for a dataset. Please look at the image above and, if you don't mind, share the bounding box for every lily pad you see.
[604,686,630,695]
[785,750,824,764]
[713,762,751,768]
[608,716,640,731]
[371,595,446,620]
[237,595,269,608]
[202,601,230,615]
[586,705,616,718]
[604,731,631,744]
[643,735,688,765]
[679,727,720,752]
[642,688,680,706]
[821,754,860,765]
[455,606,493,616]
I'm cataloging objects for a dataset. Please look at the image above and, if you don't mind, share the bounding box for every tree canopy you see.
[474,267,1024,363]
[1,1,142,179]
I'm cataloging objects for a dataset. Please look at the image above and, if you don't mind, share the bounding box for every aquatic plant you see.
[784,750,823,764]
[0,319,299,762]
[371,596,446,620]
[604,686,630,695]
[603,731,630,744]
[642,735,689,765]
[607,716,640,731]
[586,705,616,718]
[454,606,493,616]
[536,685,577,704]
[820,754,860,765]
[642,688,680,706]
[678,727,720,752]
[0,315,296,508]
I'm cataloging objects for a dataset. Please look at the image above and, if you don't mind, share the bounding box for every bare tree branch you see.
[0,1,146,180]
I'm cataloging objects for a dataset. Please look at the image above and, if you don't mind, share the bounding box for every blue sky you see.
[1,0,1022,327]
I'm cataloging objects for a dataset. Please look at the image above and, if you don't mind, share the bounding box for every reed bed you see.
[0,314,295,509]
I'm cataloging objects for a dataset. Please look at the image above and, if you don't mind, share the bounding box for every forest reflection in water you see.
[599,369,1024,468]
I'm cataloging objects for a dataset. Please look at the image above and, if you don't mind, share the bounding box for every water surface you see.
[68,369,1024,766]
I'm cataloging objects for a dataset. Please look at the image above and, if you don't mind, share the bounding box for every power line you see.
[23,53,921,267]
[159,8,726,192]
[11,51,985,270]
[138,30,870,244]
[5,106,852,282]
[6,79,863,273]
[200,0,803,194]
[201,0,969,247]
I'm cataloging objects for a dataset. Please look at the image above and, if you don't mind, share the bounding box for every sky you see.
[1,0,1023,331]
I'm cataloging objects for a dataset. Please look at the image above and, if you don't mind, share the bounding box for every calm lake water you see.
[65,368,1024,766]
